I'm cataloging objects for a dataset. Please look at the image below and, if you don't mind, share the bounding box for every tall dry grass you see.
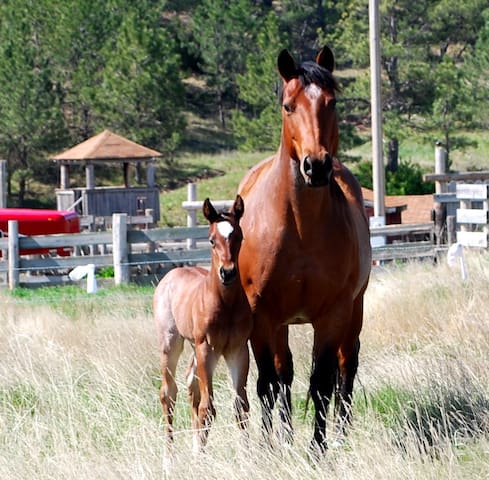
[1,253,488,479]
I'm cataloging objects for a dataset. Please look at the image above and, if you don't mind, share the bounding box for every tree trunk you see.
[18,177,26,207]
[218,90,225,129]
[387,138,399,172]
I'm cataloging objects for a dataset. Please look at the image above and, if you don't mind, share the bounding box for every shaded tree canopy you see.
[0,0,488,205]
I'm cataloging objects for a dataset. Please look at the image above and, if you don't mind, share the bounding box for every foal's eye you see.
[283,103,294,114]
[209,238,215,247]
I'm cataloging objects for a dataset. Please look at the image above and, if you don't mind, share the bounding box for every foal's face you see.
[278,47,339,188]
[203,196,244,286]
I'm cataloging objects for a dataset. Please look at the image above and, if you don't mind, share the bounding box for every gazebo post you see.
[60,164,70,189]
[123,162,130,188]
[85,163,95,189]
[147,162,155,188]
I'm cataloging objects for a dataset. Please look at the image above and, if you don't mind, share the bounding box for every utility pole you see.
[369,0,385,220]
[0,160,6,208]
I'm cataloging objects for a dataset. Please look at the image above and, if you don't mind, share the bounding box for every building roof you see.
[362,188,434,223]
[362,188,407,213]
[395,194,434,224]
[52,130,162,163]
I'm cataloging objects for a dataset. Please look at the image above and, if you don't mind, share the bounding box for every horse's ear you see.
[203,198,219,223]
[232,195,244,222]
[278,49,297,82]
[316,46,335,73]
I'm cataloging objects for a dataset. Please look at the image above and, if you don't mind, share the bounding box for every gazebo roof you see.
[52,130,162,164]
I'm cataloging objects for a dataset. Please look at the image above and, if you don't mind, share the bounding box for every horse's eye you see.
[328,98,337,110]
[283,103,294,114]
[209,238,215,247]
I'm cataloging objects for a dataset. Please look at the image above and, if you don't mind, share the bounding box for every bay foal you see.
[153,195,252,452]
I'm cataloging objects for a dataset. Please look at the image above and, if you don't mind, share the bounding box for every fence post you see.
[434,142,448,245]
[187,183,197,249]
[446,215,456,245]
[8,220,19,290]
[113,213,129,285]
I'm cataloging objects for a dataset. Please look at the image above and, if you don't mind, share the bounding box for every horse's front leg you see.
[336,337,360,435]
[310,329,340,455]
[250,330,279,445]
[193,339,218,451]
[336,294,364,436]
[224,343,250,433]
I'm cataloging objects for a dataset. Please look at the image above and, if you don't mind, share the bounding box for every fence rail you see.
[0,212,439,290]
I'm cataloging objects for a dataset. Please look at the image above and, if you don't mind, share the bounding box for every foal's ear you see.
[278,49,297,82]
[232,194,244,222]
[316,45,335,73]
[203,198,220,223]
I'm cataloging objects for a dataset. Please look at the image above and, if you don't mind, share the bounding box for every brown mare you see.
[153,195,252,452]
[237,46,372,453]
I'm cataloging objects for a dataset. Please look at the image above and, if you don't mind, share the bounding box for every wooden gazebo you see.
[53,130,162,225]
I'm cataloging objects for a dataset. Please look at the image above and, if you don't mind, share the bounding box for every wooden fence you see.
[0,211,438,290]
[455,183,489,248]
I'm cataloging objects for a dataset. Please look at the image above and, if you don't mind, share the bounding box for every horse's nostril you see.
[304,156,313,177]
[220,266,237,284]
[325,153,333,169]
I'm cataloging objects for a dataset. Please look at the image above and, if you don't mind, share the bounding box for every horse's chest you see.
[198,299,251,352]
[247,234,355,316]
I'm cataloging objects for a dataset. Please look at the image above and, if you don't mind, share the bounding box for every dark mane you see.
[219,210,235,222]
[277,60,340,102]
[298,61,340,92]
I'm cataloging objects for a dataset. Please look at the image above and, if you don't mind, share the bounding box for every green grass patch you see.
[158,150,271,226]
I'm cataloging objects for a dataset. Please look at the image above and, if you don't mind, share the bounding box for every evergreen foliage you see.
[0,0,488,205]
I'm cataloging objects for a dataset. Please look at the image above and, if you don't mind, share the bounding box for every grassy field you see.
[157,150,270,226]
[1,253,488,479]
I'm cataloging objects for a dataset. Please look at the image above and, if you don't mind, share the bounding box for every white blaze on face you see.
[305,83,322,100]
[217,220,234,239]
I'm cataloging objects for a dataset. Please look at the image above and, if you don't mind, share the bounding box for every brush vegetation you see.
[1,254,488,479]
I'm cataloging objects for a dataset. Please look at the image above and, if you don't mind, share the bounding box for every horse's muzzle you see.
[219,265,238,285]
[303,154,333,187]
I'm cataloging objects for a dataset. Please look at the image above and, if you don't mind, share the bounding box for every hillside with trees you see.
[0,0,488,207]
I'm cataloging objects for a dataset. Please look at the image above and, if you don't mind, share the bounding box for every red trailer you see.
[0,208,80,256]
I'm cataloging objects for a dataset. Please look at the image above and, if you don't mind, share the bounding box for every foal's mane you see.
[217,210,236,223]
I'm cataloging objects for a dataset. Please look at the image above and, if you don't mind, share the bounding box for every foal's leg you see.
[224,343,250,432]
[159,333,184,445]
[190,339,218,452]
[186,353,200,447]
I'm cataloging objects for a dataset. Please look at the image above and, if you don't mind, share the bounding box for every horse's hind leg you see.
[159,333,184,445]
[186,353,201,452]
